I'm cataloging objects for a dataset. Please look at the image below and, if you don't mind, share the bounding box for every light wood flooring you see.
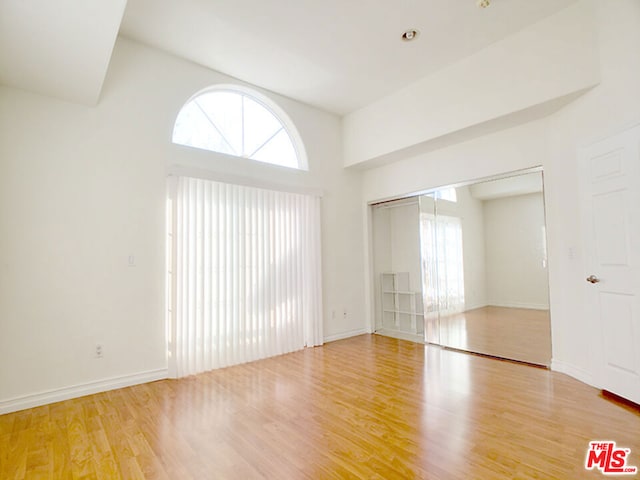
[439,306,552,366]
[1,334,639,479]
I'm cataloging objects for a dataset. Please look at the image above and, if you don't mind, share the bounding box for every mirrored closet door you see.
[419,171,551,366]
[371,169,552,366]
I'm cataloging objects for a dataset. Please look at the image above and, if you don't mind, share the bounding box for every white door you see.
[581,124,640,405]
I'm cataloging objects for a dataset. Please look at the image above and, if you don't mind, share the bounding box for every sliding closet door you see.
[418,172,552,366]
[371,199,423,342]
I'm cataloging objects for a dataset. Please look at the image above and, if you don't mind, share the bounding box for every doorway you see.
[580,124,640,404]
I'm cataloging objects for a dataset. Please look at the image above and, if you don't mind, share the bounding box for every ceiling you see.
[1,0,577,114]
[119,0,578,114]
[469,171,543,200]
[0,0,126,105]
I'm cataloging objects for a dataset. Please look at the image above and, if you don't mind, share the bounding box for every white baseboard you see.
[324,328,369,343]
[551,359,596,388]
[374,329,424,344]
[0,368,169,415]
[487,302,550,311]
[464,302,488,311]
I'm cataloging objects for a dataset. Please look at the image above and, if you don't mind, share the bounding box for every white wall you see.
[360,0,640,388]
[0,37,365,410]
[483,193,549,309]
[362,120,549,202]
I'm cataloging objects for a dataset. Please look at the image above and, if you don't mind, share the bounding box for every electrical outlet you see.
[95,344,103,358]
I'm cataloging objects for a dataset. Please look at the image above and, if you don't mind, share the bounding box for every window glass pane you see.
[173,101,235,155]
[435,188,457,202]
[242,96,283,156]
[195,91,242,155]
[251,129,297,168]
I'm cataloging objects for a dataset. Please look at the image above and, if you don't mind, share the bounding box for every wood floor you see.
[439,306,552,366]
[1,334,638,479]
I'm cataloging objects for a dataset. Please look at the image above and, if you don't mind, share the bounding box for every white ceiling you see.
[469,172,543,200]
[1,0,577,113]
[0,0,127,105]
[119,0,578,114]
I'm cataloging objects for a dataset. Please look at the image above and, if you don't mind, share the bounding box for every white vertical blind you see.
[435,215,465,313]
[169,176,323,378]
[420,213,465,315]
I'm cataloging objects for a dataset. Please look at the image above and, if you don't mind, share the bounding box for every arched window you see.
[172,86,307,170]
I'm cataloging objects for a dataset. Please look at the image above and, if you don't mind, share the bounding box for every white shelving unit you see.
[380,272,424,338]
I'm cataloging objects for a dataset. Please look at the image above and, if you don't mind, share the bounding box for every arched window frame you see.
[172,84,309,171]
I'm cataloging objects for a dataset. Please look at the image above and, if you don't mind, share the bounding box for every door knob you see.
[586,275,600,284]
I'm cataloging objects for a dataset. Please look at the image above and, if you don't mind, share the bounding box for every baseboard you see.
[374,329,424,344]
[464,303,488,311]
[0,368,169,415]
[551,359,595,388]
[488,302,550,310]
[324,328,369,343]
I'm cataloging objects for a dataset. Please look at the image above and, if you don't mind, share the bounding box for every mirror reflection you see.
[420,171,551,366]
[371,170,551,366]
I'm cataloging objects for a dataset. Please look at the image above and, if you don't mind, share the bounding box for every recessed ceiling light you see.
[477,0,490,8]
[401,29,419,42]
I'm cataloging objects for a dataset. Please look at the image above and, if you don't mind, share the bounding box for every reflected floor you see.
[440,306,551,366]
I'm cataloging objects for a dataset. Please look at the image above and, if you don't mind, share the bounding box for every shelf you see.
[380,272,423,335]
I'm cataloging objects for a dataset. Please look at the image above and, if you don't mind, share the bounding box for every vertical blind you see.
[420,213,465,315]
[168,176,323,378]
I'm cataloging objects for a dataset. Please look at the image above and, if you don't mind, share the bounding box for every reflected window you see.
[433,188,457,202]
[421,213,465,314]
